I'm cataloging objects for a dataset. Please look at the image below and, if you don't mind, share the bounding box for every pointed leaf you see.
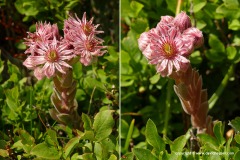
[30,143,60,159]
[229,117,240,132]
[133,148,158,160]
[64,136,81,158]
[213,121,226,146]
[82,113,93,131]
[146,119,165,153]
[93,110,114,141]
[47,129,58,146]
[122,152,134,160]
[171,133,190,152]
[234,134,240,144]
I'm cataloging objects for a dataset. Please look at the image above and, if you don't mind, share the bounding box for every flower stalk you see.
[49,69,81,129]
[170,66,213,135]
[138,11,213,136]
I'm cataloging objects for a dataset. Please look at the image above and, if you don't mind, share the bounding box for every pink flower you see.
[138,28,157,54]
[24,22,60,55]
[160,16,174,24]
[23,38,73,80]
[64,12,103,38]
[72,33,106,66]
[182,27,204,49]
[173,11,192,32]
[138,12,204,77]
[63,12,106,66]
[144,26,190,77]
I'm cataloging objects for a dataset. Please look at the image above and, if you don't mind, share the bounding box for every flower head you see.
[63,12,106,66]
[23,38,73,80]
[138,12,203,77]
[145,26,190,76]
[24,22,60,55]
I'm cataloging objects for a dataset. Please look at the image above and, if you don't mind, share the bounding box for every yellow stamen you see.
[163,43,173,56]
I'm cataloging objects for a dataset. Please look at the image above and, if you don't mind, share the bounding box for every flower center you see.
[163,43,173,56]
[85,41,95,52]
[83,25,92,36]
[46,50,59,62]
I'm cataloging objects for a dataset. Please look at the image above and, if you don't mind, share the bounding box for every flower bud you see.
[174,11,192,32]
[182,27,204,49]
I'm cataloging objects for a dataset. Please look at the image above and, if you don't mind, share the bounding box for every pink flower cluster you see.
[138,12,203,77]
[23,13,106,80]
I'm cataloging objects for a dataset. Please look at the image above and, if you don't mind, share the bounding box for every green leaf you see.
[82,153,96,160]
[30,143,60,159]
[205,49,225,62]
[234,134,240,144]
[229,117,240,132]
[229,19,240,30]
[64,136,80,158]
[121,119,139,139]
[19,129,35,146]
[0,140,6,149]
[47,129,58,146]
[208,34,225,52]
[190,51,202,64]
[108,154,118,160]
[15,41,26,50]
[149,74,160,84]
[171,133,190,152]
[224,133,233,160]
[64,0,79,10]
[122,152,134,160]
[14,0,43,16]
[123,119,135,153]
[0,149,8,157]
[82,113,93,131]
[234,151,240,160]
[216,4,240,19]
[196,20,207,30]
[101,136,116,152]
[145,119,165,153]
[213,121,226,146]
[130,18,148,34]
[226,46,237,60]
[223,0,239,9]
[133,148,158,160]
[122,36,139,55]
[84,77,105,91]
[80,130,96,141]
[169,132,190,160]
[5,86,19,111]
[193,0,207,13]
[198,134,219,151]
[121,0,144,18]
[104,46,119,63]
[130,1,144,18]
[166,0,178,14]
[93,110,114,141]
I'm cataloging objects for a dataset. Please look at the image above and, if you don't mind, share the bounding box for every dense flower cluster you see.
[138,11,203,77]
[23,12,106,80]
[63,12,106,66]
